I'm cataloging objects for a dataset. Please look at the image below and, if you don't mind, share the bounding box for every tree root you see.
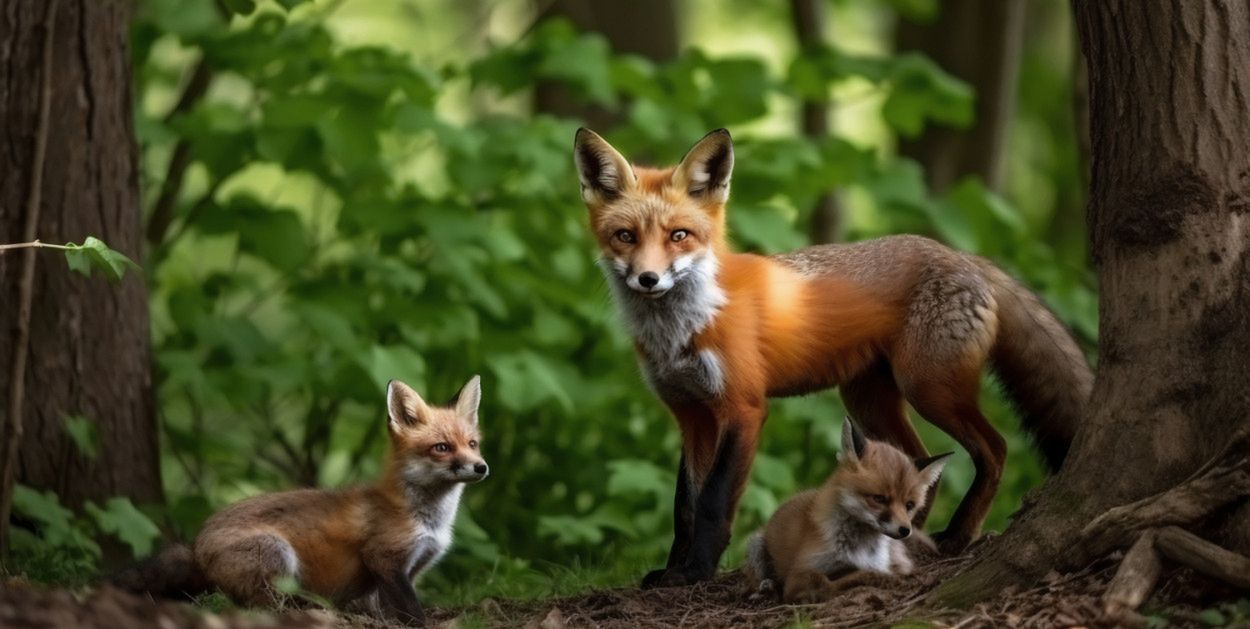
[1075,427,1250,565]
[1088,427,1250,619]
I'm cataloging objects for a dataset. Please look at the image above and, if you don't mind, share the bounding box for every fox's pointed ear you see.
[574,128,636,205]
[840,416,867,465]
[915,452,953,487]
[452,375,482,426]
[673,128,733,203]
[386,379,429,432]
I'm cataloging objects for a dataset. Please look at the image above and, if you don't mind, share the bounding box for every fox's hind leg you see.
[197,533,300,608]
[840,361,935,526]
[894,274,1003,554]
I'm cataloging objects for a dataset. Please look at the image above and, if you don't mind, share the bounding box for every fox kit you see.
[573,128,1092,587]
[744,418,949,603]
[114,377,487,625]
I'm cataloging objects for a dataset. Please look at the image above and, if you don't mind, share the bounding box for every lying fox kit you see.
[745,418,949,603]
[115,377,487,626]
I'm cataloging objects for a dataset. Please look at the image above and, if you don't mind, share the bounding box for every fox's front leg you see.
[646,400,764,587]
[375,572,425,626]
[642,453,696,588]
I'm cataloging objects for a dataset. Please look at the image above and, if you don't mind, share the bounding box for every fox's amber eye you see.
[870,494,889,505]
[432,443,451,453]
[905,500,916,510]
[615,229,636,244]
[469,440,478,449]
[670,229,689,242]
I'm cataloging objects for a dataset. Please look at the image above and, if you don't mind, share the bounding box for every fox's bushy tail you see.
[109,543,208,600]
[980,261,1094,471]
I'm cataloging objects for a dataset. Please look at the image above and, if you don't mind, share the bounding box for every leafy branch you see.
[0,238,139,282]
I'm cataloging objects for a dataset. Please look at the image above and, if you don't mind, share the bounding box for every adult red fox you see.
[113,377,488,625]
[572,128,1092,587]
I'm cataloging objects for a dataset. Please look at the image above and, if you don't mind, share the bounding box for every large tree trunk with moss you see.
[0,0,161,544]
[895,0,1025,193]
[934,0,1250,606]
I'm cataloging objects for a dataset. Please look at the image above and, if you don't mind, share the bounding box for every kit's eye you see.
[905,500,916,511]
[615,229,636,244]
[432,443,451,453]
[871,494,889,505]
[670,229,689,242]
[468,440,479,449]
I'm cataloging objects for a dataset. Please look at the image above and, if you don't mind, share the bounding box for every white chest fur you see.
[601,254,728,402]
[403,484,463,578]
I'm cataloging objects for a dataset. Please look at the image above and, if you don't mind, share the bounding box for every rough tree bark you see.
[895,0,1026,193]
[933,0,1250,605]
[0,0,161,538]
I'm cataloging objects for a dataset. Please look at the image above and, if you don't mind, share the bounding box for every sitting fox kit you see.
[745,418,949,603]
[574,128,1092,586]
[118,377,487,625]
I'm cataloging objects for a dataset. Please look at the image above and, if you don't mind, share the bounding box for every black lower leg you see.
[665,454,695,568]
[682,427,749,581]
[377,575,425,626]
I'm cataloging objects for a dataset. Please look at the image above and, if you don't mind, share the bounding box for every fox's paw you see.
[746,578,777,603]
[932,529,974,556]
[641,566,709,589]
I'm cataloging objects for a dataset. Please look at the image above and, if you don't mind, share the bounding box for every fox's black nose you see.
[474,463,489,476]
[897,526,911,538]
[637,272,659,288]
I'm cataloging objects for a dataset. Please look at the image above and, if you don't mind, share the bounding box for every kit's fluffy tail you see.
[109,544,208,600]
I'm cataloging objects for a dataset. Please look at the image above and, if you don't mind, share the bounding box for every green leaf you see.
[62,237,139,282]
[84,498,162,558]
[360,345,426,393]
[63,415,98,460]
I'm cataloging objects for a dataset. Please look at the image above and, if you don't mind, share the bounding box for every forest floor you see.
[1,545,1240,628]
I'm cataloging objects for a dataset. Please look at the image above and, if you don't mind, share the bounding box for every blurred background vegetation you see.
[13,0,1096,605]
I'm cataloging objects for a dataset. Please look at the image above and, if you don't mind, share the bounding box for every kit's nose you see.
[638,272,659,288]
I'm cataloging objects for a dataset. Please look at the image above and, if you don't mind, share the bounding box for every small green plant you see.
[0,237,138,281]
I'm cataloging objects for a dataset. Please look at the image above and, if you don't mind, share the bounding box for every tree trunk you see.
[895,0,1026,193]
[789,0,842,244]
[534,0,679,130]
[934,0,1250,605]
[0,0,161,537]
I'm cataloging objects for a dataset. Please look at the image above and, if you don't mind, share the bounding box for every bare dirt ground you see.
[0,550,1230,628]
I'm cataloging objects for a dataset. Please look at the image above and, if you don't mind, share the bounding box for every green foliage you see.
[62,237,140,281]
[8,485,162,581]
[3,0,1099,600]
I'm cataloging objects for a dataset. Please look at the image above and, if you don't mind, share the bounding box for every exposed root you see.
[1076,427,1250,564]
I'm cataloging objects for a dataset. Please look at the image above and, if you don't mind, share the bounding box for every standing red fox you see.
[573,128,1093,587]
[113,377,487,625]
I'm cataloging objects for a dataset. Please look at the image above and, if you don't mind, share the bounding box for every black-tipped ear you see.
[673,129,733,202]
[915,452,953,487]
[387,379,428,431]
[840,416,867,463]
[574,128,636,204]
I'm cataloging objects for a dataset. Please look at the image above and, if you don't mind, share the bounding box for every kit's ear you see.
[386,379,429,432]
[915,452,954,487]
[452,375,482,427]
[672,128,734,203]
[840,416,868,466]
[574,128,636,204]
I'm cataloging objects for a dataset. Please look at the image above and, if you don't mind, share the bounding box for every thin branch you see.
[0,240,73,253]
[1,0,61,557]
[1102,530,1161,617]
[144,59,214,248]
[1155,526,1250,590]
[788,0,841,244]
